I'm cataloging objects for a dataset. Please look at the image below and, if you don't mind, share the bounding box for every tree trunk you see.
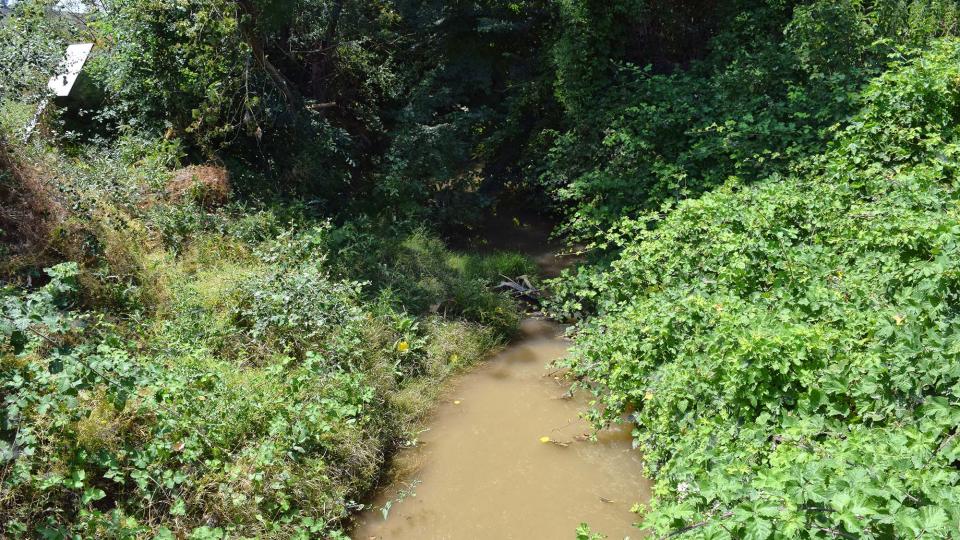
[235,0,304,110]
[309,0,344,102]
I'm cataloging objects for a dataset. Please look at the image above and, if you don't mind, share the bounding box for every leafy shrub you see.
[544,0,960,242]
[95,0,250,152]
[258,223,530,335]
[231,265,366,362]
[554,40,960,538]
[0,0,76,100]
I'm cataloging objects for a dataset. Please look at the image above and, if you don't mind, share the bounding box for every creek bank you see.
[351,212,650,539]
[350,317,650,539]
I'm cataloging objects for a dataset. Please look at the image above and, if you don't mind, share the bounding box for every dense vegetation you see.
[549,1,960,538]
[1,135,533,537]
[1,3,538,536]
[559,42,960,538]
[0,129,533,537]
[3,0,960,538]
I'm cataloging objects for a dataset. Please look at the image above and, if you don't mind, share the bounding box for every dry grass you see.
[167,165,231,210]
[0,139,66,278]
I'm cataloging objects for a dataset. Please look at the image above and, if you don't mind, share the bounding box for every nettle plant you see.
[555,40,960,538]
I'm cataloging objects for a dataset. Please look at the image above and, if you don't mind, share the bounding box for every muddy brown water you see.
[351,319,651,539]
[351,213,650,539]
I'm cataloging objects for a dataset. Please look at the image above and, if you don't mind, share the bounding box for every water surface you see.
[351,319,651,539]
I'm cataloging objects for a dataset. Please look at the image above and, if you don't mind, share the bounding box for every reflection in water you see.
[351,321,651,540]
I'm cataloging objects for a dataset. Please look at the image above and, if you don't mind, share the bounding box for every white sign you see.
[47,42,93,97]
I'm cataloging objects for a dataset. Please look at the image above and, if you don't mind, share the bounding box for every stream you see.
[350,212,651,539]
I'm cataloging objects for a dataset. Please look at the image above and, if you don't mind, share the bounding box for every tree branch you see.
[235,0,304,110]
[655,511,734,539]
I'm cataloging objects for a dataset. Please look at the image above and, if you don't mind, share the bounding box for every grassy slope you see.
[0,107,535,538]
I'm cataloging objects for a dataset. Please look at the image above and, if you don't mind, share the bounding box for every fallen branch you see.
[307,101,338,111]
[655,511,734,539]
[494,274,541,302]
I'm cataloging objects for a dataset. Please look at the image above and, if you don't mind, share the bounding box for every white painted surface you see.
[47,42,93,98]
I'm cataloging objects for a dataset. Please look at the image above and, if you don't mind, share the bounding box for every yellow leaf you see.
[539,436,551,443]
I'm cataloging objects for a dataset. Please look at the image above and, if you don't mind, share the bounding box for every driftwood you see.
[495,275,541,303]
[307,101,338,111]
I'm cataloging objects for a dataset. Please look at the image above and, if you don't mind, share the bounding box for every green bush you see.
[553,40,960,538]
[231,265,366,362]
[0,0,76,99]
[544,0,960,242]
[258,223,531,335]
